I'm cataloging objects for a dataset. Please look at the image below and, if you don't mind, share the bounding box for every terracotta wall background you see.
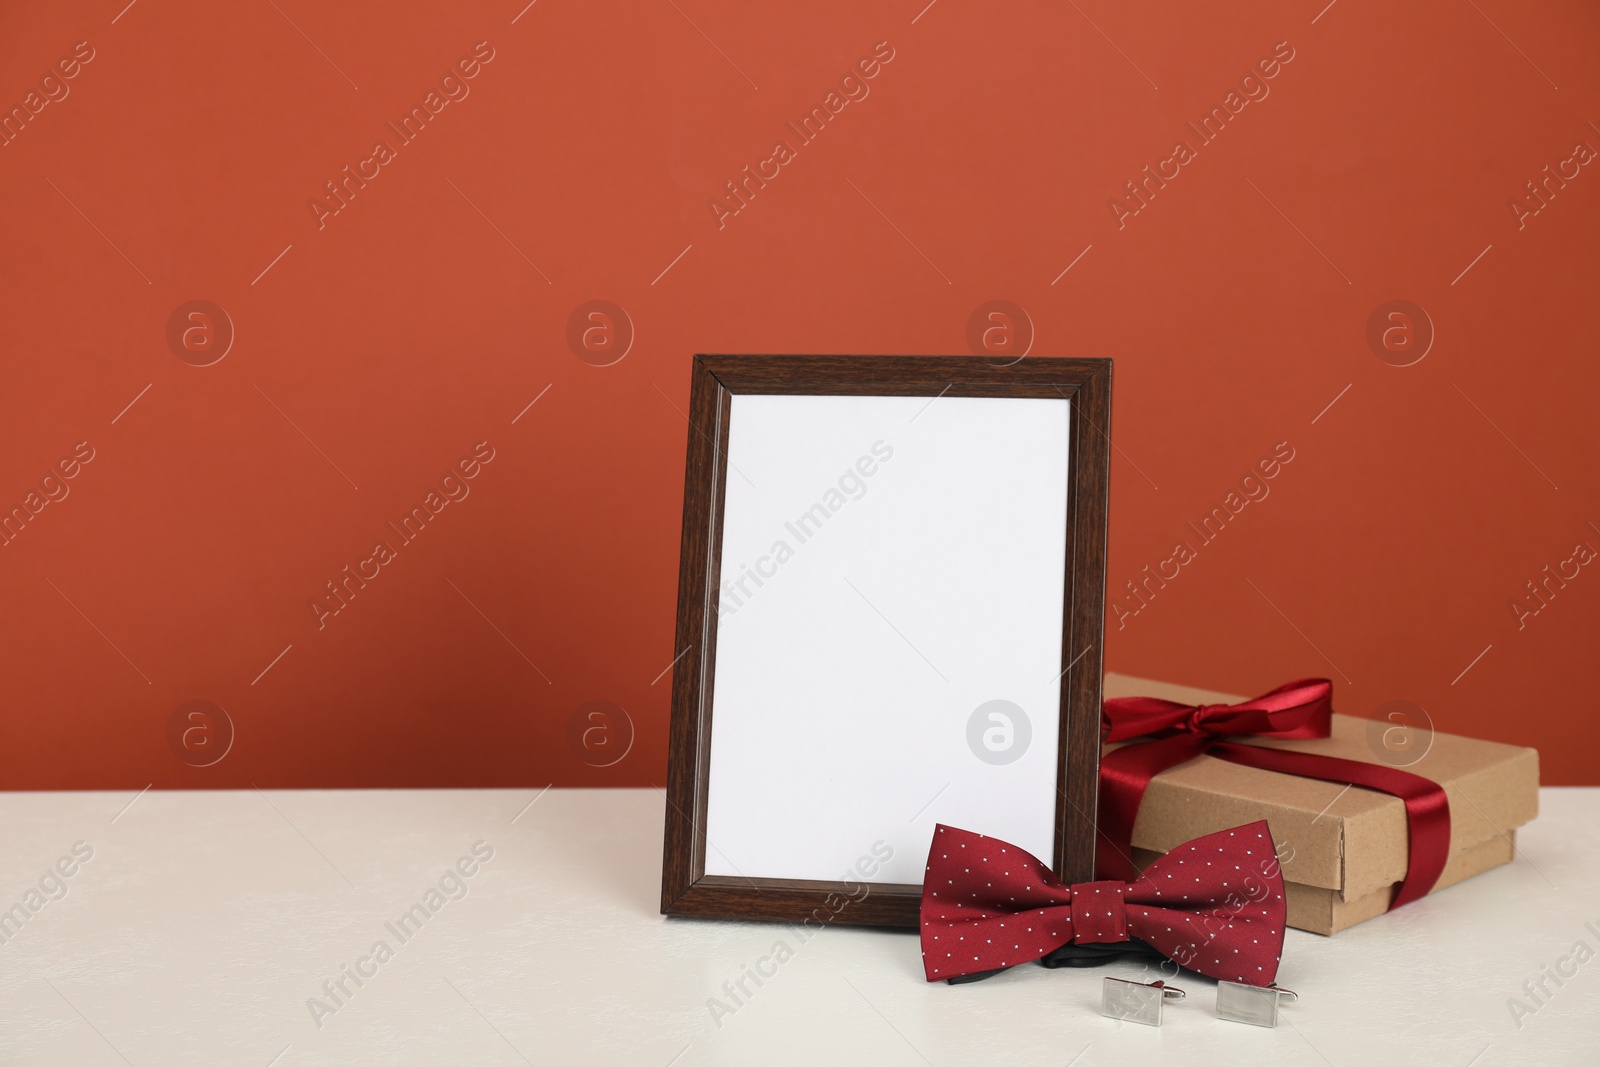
[1,0,1596,789]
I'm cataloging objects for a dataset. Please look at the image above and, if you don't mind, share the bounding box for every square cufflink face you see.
[1101,978,1172,1026]
[1216,981,1288,1027]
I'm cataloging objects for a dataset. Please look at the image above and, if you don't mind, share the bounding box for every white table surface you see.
[0,787,1594,1066]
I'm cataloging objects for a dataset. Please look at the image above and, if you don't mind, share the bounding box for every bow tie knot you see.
[1066,881,1127,943]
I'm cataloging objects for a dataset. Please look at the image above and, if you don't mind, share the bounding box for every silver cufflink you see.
[1216,981,1298,1027]
[1101,977,1186,1026]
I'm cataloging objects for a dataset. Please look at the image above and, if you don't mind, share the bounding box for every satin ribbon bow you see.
[921,821,1287,987]
[1098,678,1451,910]
[1102,677,1335,745]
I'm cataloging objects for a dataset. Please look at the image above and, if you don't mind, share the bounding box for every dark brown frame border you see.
[660,354,1112,928]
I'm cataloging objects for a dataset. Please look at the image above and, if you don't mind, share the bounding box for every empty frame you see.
[661,355,1111,928]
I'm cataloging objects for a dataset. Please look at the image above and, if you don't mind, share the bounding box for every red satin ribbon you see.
[1097,679,1451,911]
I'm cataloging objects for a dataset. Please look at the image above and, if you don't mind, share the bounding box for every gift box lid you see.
[1102,673,1540,901]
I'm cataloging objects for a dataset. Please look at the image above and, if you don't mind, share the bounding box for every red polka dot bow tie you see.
[920,821,1287,987]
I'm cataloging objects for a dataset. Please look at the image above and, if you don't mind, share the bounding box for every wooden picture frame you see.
[660,355,1112,928]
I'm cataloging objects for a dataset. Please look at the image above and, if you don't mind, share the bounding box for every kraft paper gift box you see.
[1103,673,1540,935]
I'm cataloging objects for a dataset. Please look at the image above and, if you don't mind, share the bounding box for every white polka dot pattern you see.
[919,820,1287,988]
